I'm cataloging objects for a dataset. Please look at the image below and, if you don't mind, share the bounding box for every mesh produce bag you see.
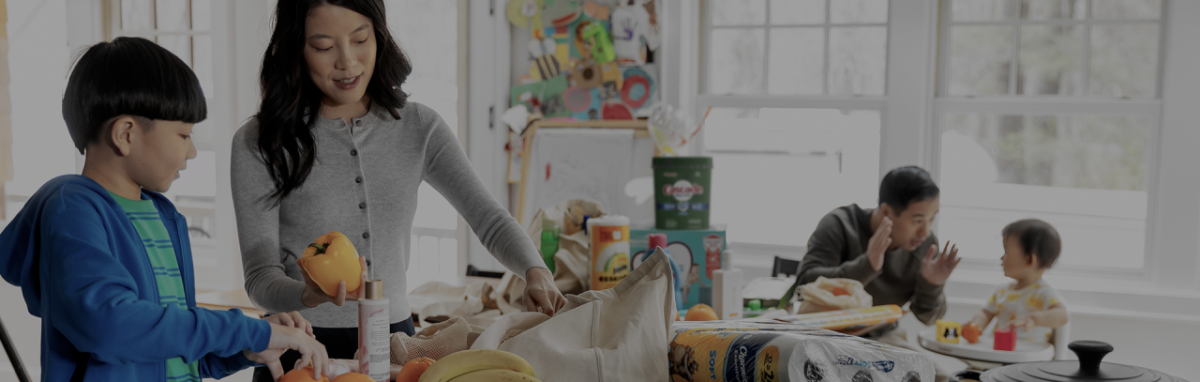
[389,317,485,364]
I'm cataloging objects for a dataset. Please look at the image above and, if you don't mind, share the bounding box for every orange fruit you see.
[281,367,329,382]
[962,322,982,344]
[331,372,374,382]
[684,303,719,321]
[396,357,436,382]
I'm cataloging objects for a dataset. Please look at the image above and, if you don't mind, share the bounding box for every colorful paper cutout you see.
[602,102,634,120]
[511,76,570,118]
[507,0,544,30]
[541,0,582,27]
[620,66,654,110]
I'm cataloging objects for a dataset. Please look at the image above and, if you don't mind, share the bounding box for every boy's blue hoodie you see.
[0,175,271,381]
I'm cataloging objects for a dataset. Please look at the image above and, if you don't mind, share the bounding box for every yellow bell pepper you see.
[299,231,363,297]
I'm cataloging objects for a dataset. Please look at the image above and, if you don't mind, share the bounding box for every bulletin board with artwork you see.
[507,0,662,122]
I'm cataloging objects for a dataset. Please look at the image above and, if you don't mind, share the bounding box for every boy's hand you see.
[249,312,318,379]
[300,256,369,307]
[256,323,330,381]
[243,347,287,381]
[264,311,314,338]
[867,217,893,271]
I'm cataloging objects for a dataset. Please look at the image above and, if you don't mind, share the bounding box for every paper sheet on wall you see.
[520,129,655,228]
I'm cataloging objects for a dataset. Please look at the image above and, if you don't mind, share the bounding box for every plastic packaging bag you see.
[668,320,933,382]
[798,276,872,313]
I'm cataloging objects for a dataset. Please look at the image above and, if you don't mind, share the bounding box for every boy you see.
[969,219,1069,343]
[0,37,328,381]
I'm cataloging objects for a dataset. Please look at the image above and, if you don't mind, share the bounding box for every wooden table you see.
[194,275,504,321]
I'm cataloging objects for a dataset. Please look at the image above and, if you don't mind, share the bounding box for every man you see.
[795,166,964,381]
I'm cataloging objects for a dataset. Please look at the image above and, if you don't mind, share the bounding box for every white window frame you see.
[673,0,1200,322]
[931,1,1166,282]
[701,1,890,97]
[692,0,894,260]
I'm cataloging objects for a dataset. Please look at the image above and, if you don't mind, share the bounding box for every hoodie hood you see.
[0,175,175,316]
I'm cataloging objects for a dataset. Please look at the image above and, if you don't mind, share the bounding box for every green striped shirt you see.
[108,191,201,382]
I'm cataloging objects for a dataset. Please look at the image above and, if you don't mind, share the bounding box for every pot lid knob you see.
[1069,340,1115,374]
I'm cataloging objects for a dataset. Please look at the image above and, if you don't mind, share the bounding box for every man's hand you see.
[522,267,567,316]
[920,242,961,286]
[866,217,893,271]
[299,256,369,307]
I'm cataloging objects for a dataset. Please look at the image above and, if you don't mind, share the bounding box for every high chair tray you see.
[918,328,1054,364]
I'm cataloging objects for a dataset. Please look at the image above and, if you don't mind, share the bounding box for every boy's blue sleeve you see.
[197,345,260,379]
[41,194,272,365]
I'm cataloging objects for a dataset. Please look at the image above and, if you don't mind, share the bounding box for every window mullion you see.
[762,0,770,95]
[1009,17,1019,95]
[823,0,831,95]
[1083,0,1092,96]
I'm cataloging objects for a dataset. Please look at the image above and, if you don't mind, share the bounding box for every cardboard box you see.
[629,226,726,311]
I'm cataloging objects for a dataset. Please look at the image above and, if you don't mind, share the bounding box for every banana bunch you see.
[417,349,541,382]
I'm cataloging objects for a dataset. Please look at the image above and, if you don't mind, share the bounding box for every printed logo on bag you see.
[664,180,704,201]
[837,355,896,373]
[756,345,780,382]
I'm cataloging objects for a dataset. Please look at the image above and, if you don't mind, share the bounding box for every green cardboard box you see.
[629,226,726,311]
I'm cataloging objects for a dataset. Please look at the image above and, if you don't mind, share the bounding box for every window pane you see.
[704,108,880,247]
[1092,0,1160,20]
[156,35,192,68]
[948,26,1013,96]
[192,0,211,31]
[707,28,766,95]
[767,28,823,95]
[1018,25,1083,95]
[952,0,1017,21]
[830,0,888,24]
[1089,24,1159,98]
[711,0,766,26]
[828,26,886,95]
[939,113,1149,269]
[1018,0,1085,20]
[769,0,824,25]
[156,0,190,31]
[942,114,1147,191]
[121,0,155,31]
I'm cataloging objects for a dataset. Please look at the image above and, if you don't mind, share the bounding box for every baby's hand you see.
[1009,315,1037,332]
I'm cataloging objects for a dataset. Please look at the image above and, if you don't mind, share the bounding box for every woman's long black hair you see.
[256,0,411,206]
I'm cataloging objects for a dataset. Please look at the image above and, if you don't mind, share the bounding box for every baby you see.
[969,219,1069,343]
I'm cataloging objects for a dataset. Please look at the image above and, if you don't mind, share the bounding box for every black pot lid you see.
[981,341,1189,382]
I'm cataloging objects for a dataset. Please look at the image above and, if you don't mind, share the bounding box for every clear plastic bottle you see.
[358,280,389,382]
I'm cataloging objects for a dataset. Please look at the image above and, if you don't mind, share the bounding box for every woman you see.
[230,1,566,379]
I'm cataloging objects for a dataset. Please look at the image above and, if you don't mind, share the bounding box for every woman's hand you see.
[246,323,330,381]
[299,256,368,307]
[522,267,566,316]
